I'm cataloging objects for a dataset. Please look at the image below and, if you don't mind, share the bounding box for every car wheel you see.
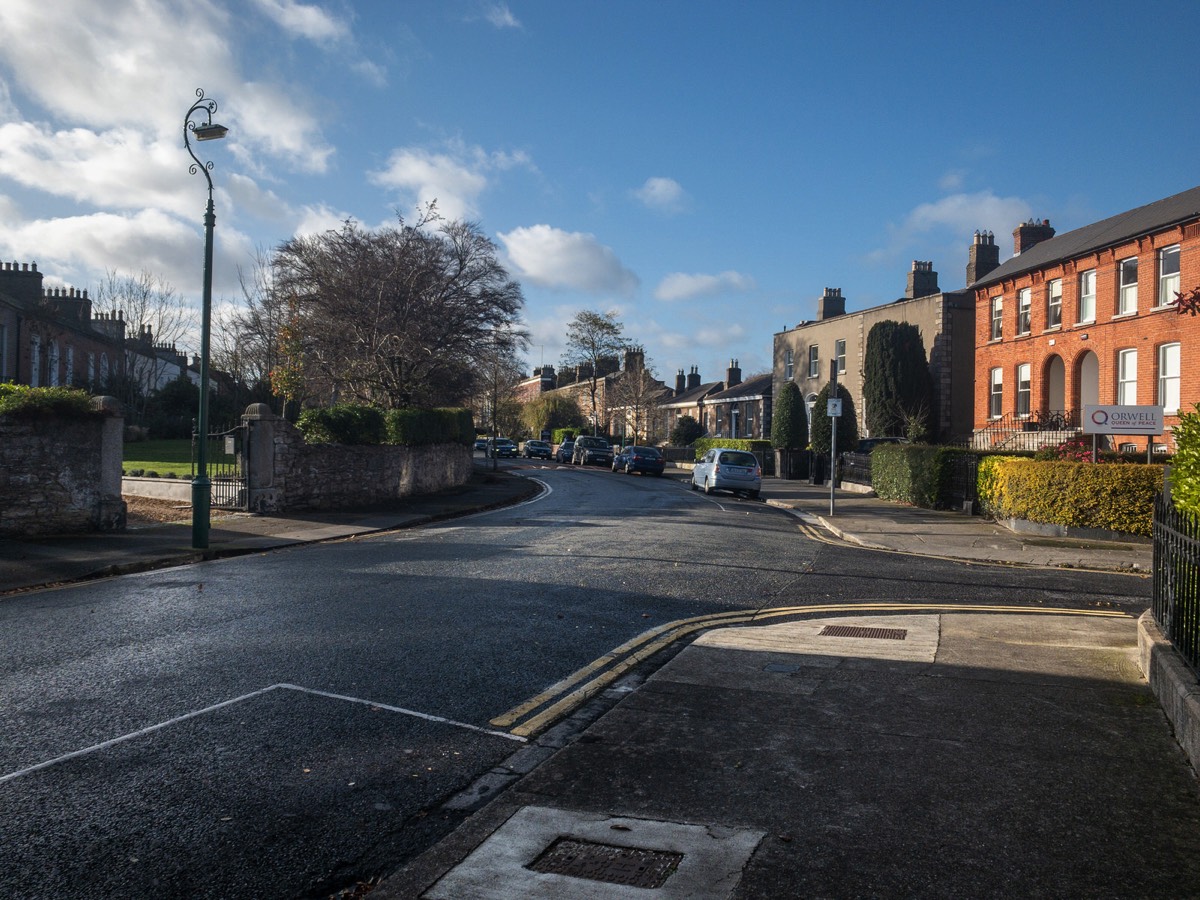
[703,478,714,495]
[625,463,633,474]
[689,478,698,491]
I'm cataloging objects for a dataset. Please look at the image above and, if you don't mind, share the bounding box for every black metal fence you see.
[1153,493,1200,677]
[192,424,247,509]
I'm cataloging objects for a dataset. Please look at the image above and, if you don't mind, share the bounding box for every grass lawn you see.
[123,438,235,477]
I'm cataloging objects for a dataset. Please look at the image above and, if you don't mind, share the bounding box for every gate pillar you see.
[243,403,280,514]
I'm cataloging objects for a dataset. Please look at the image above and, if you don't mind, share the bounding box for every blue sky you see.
[1,0,1198,387]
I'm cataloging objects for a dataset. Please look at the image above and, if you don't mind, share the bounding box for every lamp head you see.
[193,122,228,142]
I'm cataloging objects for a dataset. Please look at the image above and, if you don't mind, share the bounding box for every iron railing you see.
[1153,493,1200,678]
[967,408,1082,452]
[192,423,247,509]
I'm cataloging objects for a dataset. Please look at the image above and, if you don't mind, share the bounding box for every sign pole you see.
[829,360,838,516]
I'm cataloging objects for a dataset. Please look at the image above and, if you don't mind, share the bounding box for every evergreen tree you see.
[770,380,808,449]
[863,320,933,440]
[669,415,704,446]
[809,382,858,455]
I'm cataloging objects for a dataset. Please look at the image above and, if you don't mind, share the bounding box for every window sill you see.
[1042,325,1062,333]
[1112,312,1137,320]
[1074,320,1096,327]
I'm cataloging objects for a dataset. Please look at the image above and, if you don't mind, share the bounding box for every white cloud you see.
[654,270,756,302]
[938,170,967,192]
[293,203,356,238]
[634,177,688,214]
[251,0,350,43]
[869,190,1032,264]
[370,141,534,222]
[499,225,638,295]
[485,3,522,28]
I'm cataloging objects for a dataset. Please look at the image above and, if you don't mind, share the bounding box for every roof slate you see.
[973,184,1200,290]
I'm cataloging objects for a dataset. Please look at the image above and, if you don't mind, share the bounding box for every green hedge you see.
[297,404,473,447]
[0,384,97,418]
[692,438,772,460]
[869,444,969,509]
[977,456,1163,536]
[552,427,581,444]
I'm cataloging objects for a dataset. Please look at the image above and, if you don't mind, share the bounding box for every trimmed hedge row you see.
[976,456,1163,537]
[692,438,772,460]
[869,443,964,509]
[296,404,474,447]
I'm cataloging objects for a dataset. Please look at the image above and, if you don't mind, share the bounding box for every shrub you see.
[693,438,771,461]
[296,405,386,445]
[0,384,96,418]
[552,428,581,444]
[385,408,474,446]
[669,415,704,447]
[770,382,808,450]
[1171,403,1200,516]
[977,457,1163,536]
[809,383,858,455]
[870,444,951,508]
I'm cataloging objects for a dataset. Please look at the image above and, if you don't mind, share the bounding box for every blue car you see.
[612,445,665,476]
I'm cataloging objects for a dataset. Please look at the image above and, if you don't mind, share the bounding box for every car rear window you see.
[632,447,661,457]
[719,451,758,467]
[577,437,608,448]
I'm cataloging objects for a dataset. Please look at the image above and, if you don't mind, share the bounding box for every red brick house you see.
[972,186,1200,452]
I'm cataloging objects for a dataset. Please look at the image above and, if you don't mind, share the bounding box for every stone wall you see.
[0,397,126,536]
[244,405,473,512]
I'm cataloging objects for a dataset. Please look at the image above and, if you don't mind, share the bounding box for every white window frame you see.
[1016,363,1031,417]
[835,339,846,374]
[784,349,794,381]
[1117,349,1137,405]
[989,367,1003,419]
[1158,245,1181,308]
[1118,257,1138,315]
[807,345,819,378]
[1017,288,1031,335]
[989,296,1003,340]
[1046,278,1062,329]
[1159,342,1180,414]
[1078,269,1096,323]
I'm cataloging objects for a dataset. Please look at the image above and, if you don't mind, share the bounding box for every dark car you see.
[474,437,488,451]
[522,439,553,459]
[572,435,614,467]
[487,437,518,458]
[612,445,665,476]
[555,440,575,463]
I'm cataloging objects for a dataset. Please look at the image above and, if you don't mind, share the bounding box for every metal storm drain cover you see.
[526,837,683,888]
[820,624,908,640]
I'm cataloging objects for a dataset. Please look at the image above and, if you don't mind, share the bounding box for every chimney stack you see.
[906,261,938,299]
[686,366,701,391]
[818,287,845,320]
[675,368,686,395]
[725,358,741,389]
[1013,218,1055,256]
[967,230,1000,285]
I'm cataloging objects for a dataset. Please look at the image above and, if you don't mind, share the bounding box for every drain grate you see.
[526,837,683,888]
[819,624,908,640]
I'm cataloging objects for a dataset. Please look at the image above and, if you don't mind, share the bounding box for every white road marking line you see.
[0,683,524,785]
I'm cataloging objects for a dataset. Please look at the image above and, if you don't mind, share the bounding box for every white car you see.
[690,448,762,498]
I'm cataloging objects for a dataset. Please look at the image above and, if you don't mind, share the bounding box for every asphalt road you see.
[0,465,1152,898]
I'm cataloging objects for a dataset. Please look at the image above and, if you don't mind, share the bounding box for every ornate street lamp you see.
[183,88,227,549]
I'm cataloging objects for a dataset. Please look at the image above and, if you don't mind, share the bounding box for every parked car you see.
[572,435,614,467]
[690,447,761,498]
[522,439,553,460]
[613,445,665,476]
[856,437,910,453]
[555,440,575,463]
[474,437,488,451]
[487,437,518,458]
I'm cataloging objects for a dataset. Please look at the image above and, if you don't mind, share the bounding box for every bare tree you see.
[560,309,627,434]
[472,334,528,467]
[607,350,669,444]
[271,214,526,409]
[90,269,196,420]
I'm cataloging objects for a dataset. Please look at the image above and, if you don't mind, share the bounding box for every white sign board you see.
[1082,405,1163,436]
[827,398,842,417]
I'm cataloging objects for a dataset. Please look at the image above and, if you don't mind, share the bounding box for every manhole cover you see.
[526,837,683,888]
[819,624,908,640]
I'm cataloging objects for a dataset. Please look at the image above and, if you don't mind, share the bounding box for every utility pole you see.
[828,359,839,516]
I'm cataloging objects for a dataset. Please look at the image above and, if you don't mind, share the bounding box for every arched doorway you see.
[1045,355,1065,412]
[1077,350,1099,409]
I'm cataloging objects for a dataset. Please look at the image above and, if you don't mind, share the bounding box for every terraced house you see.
[972,185,1200,452]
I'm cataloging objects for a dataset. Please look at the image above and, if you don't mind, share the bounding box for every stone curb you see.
[1137,609,1200,774]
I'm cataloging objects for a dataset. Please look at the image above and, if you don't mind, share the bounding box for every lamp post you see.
[183,88,228,549]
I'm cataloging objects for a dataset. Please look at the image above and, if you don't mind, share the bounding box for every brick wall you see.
[974,221,1200,450]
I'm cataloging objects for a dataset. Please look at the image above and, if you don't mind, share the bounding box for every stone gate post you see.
[243,403,280,513]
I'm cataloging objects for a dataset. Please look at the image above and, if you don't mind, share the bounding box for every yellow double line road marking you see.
[490,603,1130,738]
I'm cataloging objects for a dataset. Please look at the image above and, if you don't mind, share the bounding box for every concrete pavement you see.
[4,462,1198,898]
